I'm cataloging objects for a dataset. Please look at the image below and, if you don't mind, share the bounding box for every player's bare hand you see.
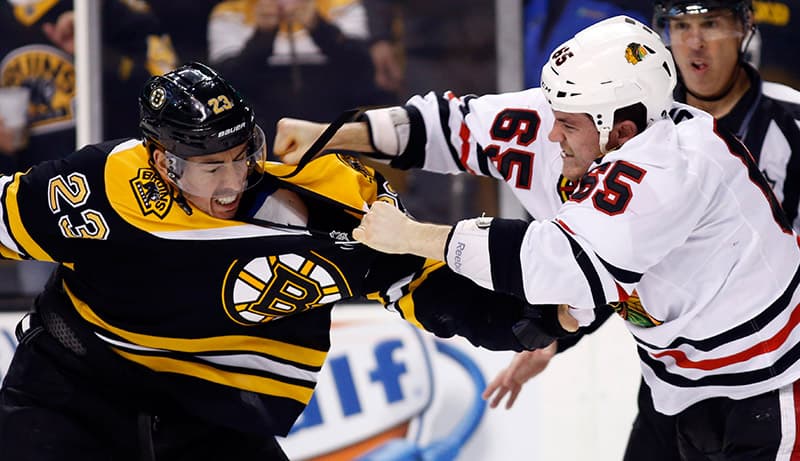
[370,41,403,92]
[42,11,75,54]
[281,0,317,28]
[0,118,16,155]
[273,118,328,164]
[482,342,557,409]
[352,201,413,254]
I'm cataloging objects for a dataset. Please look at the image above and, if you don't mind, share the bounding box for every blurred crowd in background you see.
[0,0,798,308]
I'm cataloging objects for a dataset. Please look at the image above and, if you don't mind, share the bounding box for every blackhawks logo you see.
[557,175,576,203]
[130,168,172,219]
[625,42,649,65]
[609,291,662,328]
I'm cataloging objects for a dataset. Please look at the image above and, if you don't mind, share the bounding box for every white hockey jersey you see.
[388,89,800,415]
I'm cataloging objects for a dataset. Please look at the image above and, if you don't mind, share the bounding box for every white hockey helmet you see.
[540,16,677,153]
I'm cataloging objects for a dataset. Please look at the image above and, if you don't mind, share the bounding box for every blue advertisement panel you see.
[0,307,639,460]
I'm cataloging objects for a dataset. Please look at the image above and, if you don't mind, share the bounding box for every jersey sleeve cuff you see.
[445,217,531,298]
[445,217,494,290]
[361,107,410,158]
[360,105,427,170]
[488,218,529,299]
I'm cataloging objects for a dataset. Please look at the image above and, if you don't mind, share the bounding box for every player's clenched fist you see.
[273,118,327,165]
[352,201,412,254]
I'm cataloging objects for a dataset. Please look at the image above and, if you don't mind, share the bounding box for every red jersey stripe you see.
[652,302,800,371]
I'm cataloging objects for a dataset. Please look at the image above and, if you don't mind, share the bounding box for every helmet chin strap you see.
[598,127,611,155]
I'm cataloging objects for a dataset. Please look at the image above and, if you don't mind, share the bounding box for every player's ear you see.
[614,120,639,146]
[152,149,170,180]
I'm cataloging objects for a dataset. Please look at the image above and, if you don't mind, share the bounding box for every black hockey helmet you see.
[653,0,754,35]
[139,62,256,158]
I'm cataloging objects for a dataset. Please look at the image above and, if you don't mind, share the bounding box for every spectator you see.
[363,0,500,223]
[0,0,177,299]
[208,0,389,156]
[0,0,177,170]
[148,0,221,63]
[101,0,179,140]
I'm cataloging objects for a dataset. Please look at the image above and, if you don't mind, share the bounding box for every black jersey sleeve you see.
[363,255,564,352]
[0,143,115,264]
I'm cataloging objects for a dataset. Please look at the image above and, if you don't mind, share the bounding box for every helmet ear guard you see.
[540,16,677,153]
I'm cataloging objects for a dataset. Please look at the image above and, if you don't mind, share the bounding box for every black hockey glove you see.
[512,304,575,351]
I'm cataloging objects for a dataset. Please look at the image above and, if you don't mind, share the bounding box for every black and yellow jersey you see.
[0,138,530,436]
[0,0,176,168]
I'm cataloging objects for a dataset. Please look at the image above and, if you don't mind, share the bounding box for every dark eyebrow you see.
[232,149,247,161]
[195,145,249,164]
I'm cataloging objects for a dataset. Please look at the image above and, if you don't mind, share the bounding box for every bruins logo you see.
[222,252,352,326]
[149,86,166,109]
[337,154,374,182]
[625,43,649,65]
[608,291,662,328]
[130,168,172,219]
[1,46,75,131]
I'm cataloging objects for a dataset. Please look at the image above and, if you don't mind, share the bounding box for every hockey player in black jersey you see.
[0,62,557,460]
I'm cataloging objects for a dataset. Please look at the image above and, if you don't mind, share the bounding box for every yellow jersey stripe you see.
[65,283,327,367]
[0,245,21,260]
[366,291,387,306]
[113,348,314,403]
[4,174,54,261]
[395,260,447,330]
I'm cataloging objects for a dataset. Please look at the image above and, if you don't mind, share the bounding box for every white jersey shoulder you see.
[406,88,565,220]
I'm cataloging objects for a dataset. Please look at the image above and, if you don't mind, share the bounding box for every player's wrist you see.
[557,305,579,332]
[329,122,371,152]
[405,220,449,260]
[361,107,409,156]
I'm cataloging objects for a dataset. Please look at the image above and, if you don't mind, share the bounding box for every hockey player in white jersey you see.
[275,15,800,459]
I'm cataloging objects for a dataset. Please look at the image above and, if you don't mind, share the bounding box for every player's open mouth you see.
[691,61,708,71]
[560,151,572,159]
[214,195,238,206]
